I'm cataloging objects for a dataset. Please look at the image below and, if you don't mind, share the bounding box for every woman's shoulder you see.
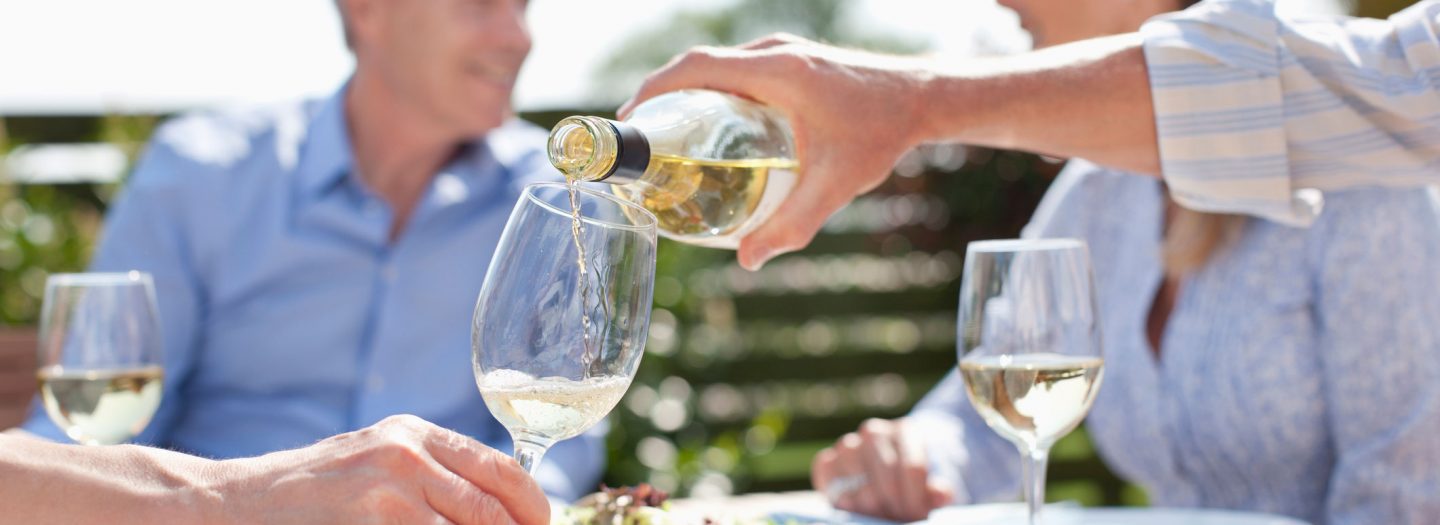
[1022,159,1162,240]
[1281,186,1440,272]
[1308,186,1440,227]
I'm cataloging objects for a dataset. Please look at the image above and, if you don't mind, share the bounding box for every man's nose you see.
[493,1,532,56]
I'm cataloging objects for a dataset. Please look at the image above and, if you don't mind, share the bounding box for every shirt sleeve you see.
[1141,0,1440,226]
[1307,187,1440,524]
[908,369,1024,504]
[22,135,207,446]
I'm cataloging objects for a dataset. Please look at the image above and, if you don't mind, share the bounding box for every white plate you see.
[929,504,1310,525]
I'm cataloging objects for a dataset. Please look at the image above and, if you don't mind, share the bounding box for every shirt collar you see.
[295,85,355,197]
[295,85,538,199]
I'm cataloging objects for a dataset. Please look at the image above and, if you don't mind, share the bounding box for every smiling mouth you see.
[465,63,516,88]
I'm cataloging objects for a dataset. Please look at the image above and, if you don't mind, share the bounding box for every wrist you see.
[195,455,274,525]
[900,58,943,147]
[123,445,236,525]
[908,57,997,148]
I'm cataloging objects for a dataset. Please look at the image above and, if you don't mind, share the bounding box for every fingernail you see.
[741,246,772,272]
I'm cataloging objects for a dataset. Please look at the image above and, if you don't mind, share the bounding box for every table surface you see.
[666,492,1311,525]
[668,491,855,523]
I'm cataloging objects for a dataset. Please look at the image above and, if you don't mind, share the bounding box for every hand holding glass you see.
[472,182,657,474]
[36,272,164,445]
[958,239,1103,525]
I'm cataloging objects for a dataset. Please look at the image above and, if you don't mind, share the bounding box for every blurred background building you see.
[0,0,1374,506]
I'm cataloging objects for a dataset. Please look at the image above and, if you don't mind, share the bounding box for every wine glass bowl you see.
[472,182,658,474]
[958,239,1102,524]
[35,271,164,446]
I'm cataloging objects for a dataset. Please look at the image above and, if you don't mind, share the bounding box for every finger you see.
[856,420,906,519]
[419,465,519,525]
[892,420,933,519]
[620,46,743,117]
[736,150,842,270]
[619,46,790,118]
[835,433,884,518]
[737,32,810,51]
[420,427,549,525]
[811,446,840,496]
[421,509,461,525]
[927,479,956,508]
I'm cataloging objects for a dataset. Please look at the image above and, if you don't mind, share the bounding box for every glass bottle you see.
[548,89,797,249]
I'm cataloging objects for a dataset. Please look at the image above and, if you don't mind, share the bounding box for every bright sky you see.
[0,0,1345,116]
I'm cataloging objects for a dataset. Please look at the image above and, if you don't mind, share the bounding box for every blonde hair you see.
[1161,205,1246,278]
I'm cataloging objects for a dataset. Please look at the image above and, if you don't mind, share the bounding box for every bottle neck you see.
[606,120,651,184]
[547,116,651,184]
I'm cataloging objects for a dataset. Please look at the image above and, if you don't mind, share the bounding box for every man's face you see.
[353,0,532,136]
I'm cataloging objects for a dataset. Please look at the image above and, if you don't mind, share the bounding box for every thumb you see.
[926,478,956,508]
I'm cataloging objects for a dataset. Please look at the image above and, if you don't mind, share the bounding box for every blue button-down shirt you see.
[22,87,604,500]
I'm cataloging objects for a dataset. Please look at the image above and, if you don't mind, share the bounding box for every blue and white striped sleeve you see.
[1141,0,1440,226]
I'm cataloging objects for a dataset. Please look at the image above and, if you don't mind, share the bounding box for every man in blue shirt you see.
[20,0,602,501]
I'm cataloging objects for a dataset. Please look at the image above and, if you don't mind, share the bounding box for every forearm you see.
[0,435,223,524]
[917,33,1160,175]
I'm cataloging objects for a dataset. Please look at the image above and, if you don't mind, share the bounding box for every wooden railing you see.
[0,328,37,430]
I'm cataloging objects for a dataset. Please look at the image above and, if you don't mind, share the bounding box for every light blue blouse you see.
[912,161,1440,524]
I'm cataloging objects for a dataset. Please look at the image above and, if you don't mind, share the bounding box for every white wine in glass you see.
[473,183,657,474]
[37,366,163,446]
[479,370,631,446]
[36,272,164,445]
[960,354,1102,450]
[958,239,1103,525]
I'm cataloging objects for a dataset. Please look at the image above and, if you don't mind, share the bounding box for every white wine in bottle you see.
[960,354,1104,449]
[37,365,164,445]
[548,90,797,249]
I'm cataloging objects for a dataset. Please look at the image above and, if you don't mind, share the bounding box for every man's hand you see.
[217,415,549,525]
[625,33,1158,272]
[811,418,953,522]
[621,34,933,271]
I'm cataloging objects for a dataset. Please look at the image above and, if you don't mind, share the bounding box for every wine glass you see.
[35,271,164,445]
[472,182,658,474]
[957,239,1103,525]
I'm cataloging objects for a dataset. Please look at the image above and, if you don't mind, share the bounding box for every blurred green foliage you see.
[0,115,156,325]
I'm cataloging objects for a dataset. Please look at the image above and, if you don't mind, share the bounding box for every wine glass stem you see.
[513,440,549,475]
[1021,445,1050,525]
